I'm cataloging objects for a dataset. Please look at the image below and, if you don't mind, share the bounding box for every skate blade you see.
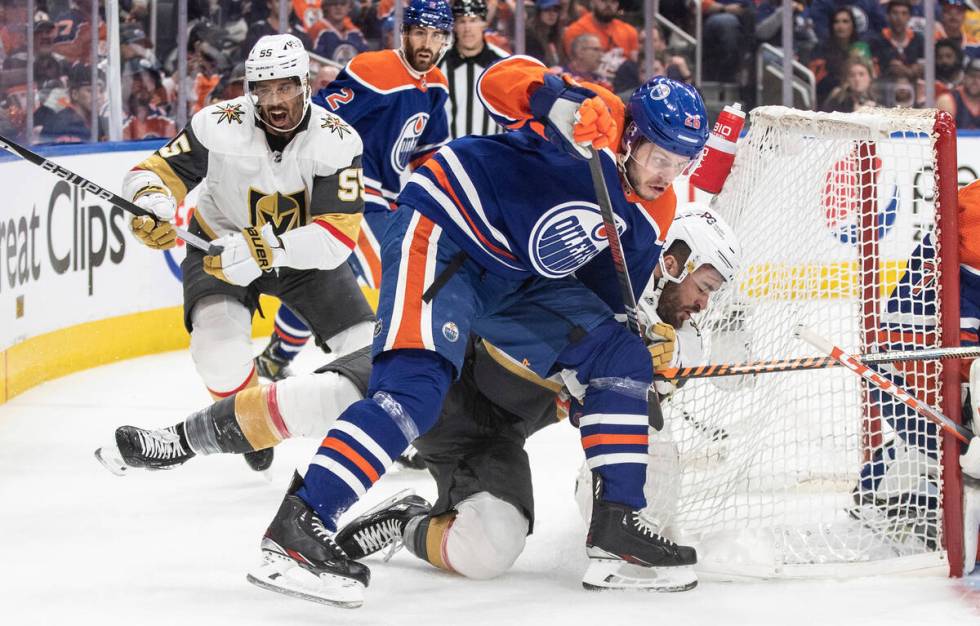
[94,445,129,477]
[247,554,364,609]
[351,488,417,520]
[582,558,698,592]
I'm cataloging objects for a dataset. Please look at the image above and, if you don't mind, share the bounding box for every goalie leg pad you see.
[189,295,255,396]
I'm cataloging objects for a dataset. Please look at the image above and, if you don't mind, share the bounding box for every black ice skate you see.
[95,425,195,475]
[583,476,697,592]
[243,448,275,473]
[335,490,432,560]
[247,472,370,608]
[255,338,294,382]
[394,444,427,471]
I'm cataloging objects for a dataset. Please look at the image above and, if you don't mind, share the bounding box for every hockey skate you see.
[394,444,427,471]
[95,425,195,475]
[247,472,370,608]
[243,448,274,473]
[335,490,432,560]
[583,476,697,592]
[255,338,294,382]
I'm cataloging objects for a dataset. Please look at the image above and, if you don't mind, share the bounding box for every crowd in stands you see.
[3,0,980,146]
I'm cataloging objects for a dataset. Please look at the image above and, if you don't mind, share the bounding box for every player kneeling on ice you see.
[240,53,715,607]
[95,207,739,597]
[112,34,374,474]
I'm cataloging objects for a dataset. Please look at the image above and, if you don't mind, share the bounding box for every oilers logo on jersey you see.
[248,188,308,235]
[393,113,430,173]
[528,202,628,278]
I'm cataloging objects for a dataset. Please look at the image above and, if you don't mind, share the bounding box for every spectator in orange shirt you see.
[562,0,638,62]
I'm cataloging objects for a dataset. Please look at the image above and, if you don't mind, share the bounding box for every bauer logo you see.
[821,152,899,245]
[391,113,429,174]
[528,202,627,278]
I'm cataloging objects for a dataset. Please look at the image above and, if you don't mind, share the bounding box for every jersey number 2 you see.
[324,88,354,111]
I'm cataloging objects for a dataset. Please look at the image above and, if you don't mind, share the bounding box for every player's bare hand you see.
[646,322,677,370]
[130,215,177,250]
[203,223,279,286]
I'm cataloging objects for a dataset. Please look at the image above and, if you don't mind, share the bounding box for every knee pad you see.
[276,371,364,438]
[189,295,254,395]
[324,320,374,355]
[445,492,529,580]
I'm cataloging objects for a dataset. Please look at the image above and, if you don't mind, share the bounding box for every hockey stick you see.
[0,134,216,254]
[656,345,980,382]
[795,325,974,444]
[587,147,665,430]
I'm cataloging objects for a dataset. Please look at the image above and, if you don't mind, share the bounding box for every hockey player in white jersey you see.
[117,34,374,472]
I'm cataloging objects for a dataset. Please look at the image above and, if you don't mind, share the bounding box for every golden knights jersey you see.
[125,96,365,261]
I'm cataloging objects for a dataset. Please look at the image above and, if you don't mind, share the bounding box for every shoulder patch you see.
[211,102,246,125]
[319,112,353,139]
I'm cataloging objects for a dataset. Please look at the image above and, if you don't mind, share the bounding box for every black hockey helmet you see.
[452,0,488,19]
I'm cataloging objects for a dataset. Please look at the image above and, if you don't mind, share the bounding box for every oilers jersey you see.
[313,49,450,287]
[398,55,676,292]
[314,49,450,211]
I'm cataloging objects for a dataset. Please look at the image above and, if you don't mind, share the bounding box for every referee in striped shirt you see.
[439,0,510,138]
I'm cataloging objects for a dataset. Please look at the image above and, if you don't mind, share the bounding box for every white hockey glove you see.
[962,437,980,481]
[130,188,178,250]
[968,359,980,429]
[204,223,281,286]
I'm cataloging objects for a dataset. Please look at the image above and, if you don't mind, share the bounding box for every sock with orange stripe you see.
[269,306,312,363]
[558,320,651,510]
[298,349,455,530]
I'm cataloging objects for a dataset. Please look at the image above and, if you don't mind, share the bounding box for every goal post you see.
[656,106,965,578]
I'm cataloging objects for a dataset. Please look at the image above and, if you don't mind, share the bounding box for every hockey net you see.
[652,106,963,579]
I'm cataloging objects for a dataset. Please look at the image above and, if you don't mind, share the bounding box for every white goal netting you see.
[652,106,956,579]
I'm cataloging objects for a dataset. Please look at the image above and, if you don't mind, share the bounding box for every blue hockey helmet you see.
[404,0,455,32]
[624,76,708,160]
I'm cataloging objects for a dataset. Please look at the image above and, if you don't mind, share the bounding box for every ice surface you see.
[0,347,977,626]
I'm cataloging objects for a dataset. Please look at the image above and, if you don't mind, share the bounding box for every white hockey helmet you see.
[244,34,311,132]
[660,204,740,287]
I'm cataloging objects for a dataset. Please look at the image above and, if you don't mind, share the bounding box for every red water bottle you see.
[689,103,745,194]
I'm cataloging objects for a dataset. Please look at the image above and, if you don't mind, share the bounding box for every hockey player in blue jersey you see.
[255,0,454,384]
[245,53,712,607]
[854,179,980,574]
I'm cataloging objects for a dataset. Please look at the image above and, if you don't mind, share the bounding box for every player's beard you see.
[404,38,439,73]
[657,280,699,328]
[258,93,305,135]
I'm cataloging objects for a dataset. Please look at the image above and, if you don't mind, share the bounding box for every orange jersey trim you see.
[356,230,383,287]
[346,49,448,94]
[393,216,437,350]
[421,159,518,260]
[959,180,980,269]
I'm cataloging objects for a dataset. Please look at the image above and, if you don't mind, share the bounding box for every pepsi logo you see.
[821,151,899,245]
[528,202,627,278]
